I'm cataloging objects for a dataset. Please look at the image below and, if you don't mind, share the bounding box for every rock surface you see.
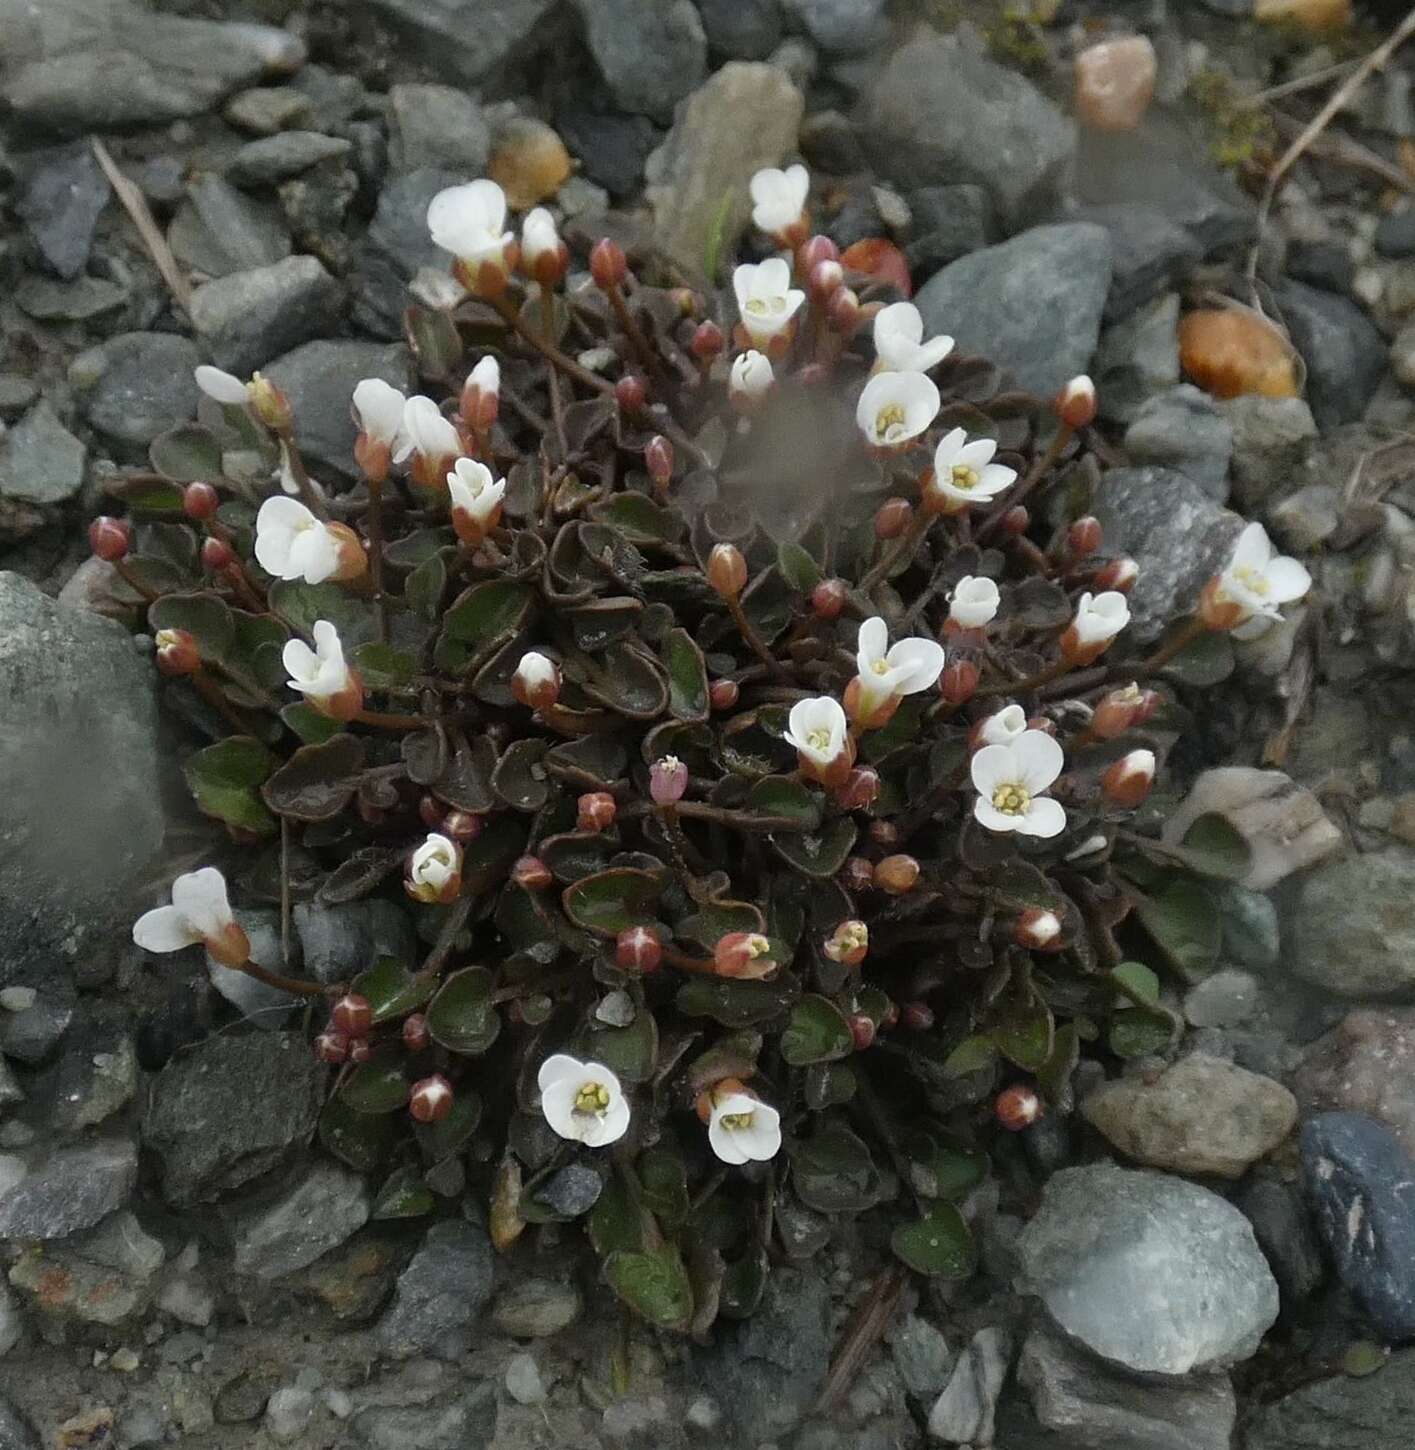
[1287,851,1415,997]
[574,0,706,124]
[1278,280,1386,429]
[85,332,202,446]
[0,402,86,512]
[357,0,558,85]
[1246,1346,1415,1449]
[0,1138,137,1240]
[1123,385,1232,499]
[1293,1009,1415,1156]
[16,143,110,280]
[189,257,342,376]
[377,1221,495,1360]
[225,1161,370,1279]
[927,1326,1011,1446]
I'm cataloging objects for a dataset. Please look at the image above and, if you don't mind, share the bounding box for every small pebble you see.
[504,1351,545,1405]
[110,1347,140,1372]
[488,118,572,209]
[0,988,37,1012]
[1179,309,1299,400]
[1075,36,1157,132]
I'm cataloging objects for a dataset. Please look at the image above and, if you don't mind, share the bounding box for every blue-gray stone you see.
[574,0,707,125]
[1072,202,1201,322]
[356,0,557,85]
[378,1221,495,1360]
[783,0,888,52]
[1123,384,1232,501]
[697,0,782,59]
[1246,1346,1415,1450]
[16,142,111,280]
[85,331,201,447]
[1277,282,1386,430]
[0,1137,137,1240]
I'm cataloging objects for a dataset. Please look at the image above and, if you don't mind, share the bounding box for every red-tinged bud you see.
[1132,688,1161,725]
[709,678,740,711]
[1015,907,1065,952]
[511,855,554,891]
[695,1074,750,1124]
[354,431,391,484]
[183,481,220,521]
[799,235,839,272]
[1101,749,1156,808]
[868,819,899,848]
[459,362,500,432]
[874,854,920,895]
[649,755,689,805]
[314,1030,349,1064]
[811,578,847,619]
[332,993,373,1038]
[707,542,748,600]
[511,651,560,710]
[839,855,876,893]
[1067,515,1102,557]
[590,237,628,290]
[201,535,235,572]
[348,1037,372,1064]
[89,516,131,562]
[616,925,662,973]
[826,285,861,334]
[419,795,444,829]
[941,658,980,705]
[578,791,617,833]
[690,320,724,362]
[1026,715,1057,735]
[1198,575,1243,631]
[875,497,912,540]
[645,435,674,489]
[1096,557,1138,594]
[402,1013,430,1052]
[824,919,869,966]
[1091,684,1144,740]
[714,931,776,979]
[324,522,369,583]
[154,628,200,677]
[409,1073,454,1124]
[1002,506,1030,537]
[843,675,901,733]
[808,258,844,302]
[996,1083,1042,1131]
[1055,374,1097,429]
[442,810,484,842]
[849,1013,877,1051]
[614,372,647,415]
[835,766,880,811]
[902,1001,935,1032]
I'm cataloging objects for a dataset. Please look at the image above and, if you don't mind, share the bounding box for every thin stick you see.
[1238,58,1360,108]
[975,422,1074,545]
[492,296,614,396]
[727,594,787,679]
[91,138,193,313]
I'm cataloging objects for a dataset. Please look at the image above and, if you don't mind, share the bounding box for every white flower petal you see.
[539,1074,582,1139]
[976,464,1017,497]
[287,525,340,585]
[885,637,945,693]
[195,365,250,405]
[980,704,1026,746]
[1017,796,1067,839]
[708,1115,752,1165]
[856,615,888,671]
[1013,730,1064,793]
[1231,521,1272,573]
[1263,555,1311,604]
[352,378,406,445]
[973,797,1020,833]
[583,1093,631,1147]
[169,867,233,940]
[283,637,319,689]
[132,904,204,954]
[969,743,1013,797]
[537,1052,584,1094]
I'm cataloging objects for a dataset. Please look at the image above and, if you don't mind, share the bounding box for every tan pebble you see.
[488,118,573,209]
[1075,36,1157,133]
[1255,0,1352,33]
[1178,308,1301,400]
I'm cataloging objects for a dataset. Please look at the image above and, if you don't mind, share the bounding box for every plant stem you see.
[606,280,667,386]
[355,708,428,731]
[974,653,1072,699]
[975,421,1073,545]
[727,594,786,679]
[492,295,614,396]
[420,887,477,978]
[541,287,569,460]
[1137,613,1211,672]
[280,815,292,969]
[234,954,331,999]
[858,509,931,594]
[190,668,255,734]
[365,476,389,643]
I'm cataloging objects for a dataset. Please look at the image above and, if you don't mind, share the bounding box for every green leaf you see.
[941,1035,997,1077]
[426,967,500,1055]
[491,737,551,812]
[339,1045,410,1114]
[746,775,823,829]
[149,591,236,664]
[261,734,366,822]
[585,1010,659,1084]
[183,735,277,836]
[372,1166,436,1219]
[803,1061,857,1109]
[604,1247,693,1331]
[588,492,684,545]
[992,1000,1055,1072]
[891,1203,977,1278]
[589,1172,647,1257]
[1162,629,1235,686]
[404,551,448,622]
[268,580,376,648]
[1136,878,1221,982]
[435,579,535,672]
[675,975,798,1028]
[405,304,464,378]
[1109,1009,1176,1059]
[319,1096,396,1171]
[792,1122,885,1214]
[281,702,342,745]
[353,957,435,1025]
[561,868,663,937]
[719,1246,769,1319]
[661,627,709,722]
[149,422,222,481]
[770,817,857,878]
[909,1138,987,1201]
[415,1090,483,1162]
[781,994,854,1066]
[1110,961,1160,1005]
[353,642,420,689]
[638,1149,690,1229]
[776,541,822,593]
[1177,813,1252,881]
[675,900,765,953]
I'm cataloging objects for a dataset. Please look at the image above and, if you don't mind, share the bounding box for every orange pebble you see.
[1177,309,1300,400]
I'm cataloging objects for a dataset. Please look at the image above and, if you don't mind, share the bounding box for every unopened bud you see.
[824,919,869,966]
[1002,506,1030,537]
[714,931,776,979]
[324,521,369,583]
[707,542,748,600]
[811,578,847,619]
[577,791,617,832]
[995,1083,1042,1131]
[835,766,880,811]
[1096,557,1138,594]
[875,498,912,541]
[691,320,724,362]
[709,678,740,711]
[874,854,920,895]
[409,1074,454,1124]
[1067,515,1102,557]
[614,373,647,415]
[1055,374,1097,429]
[314,1029,349,1064]
[248,373,292,431]
[201,535,235,572]
[512,651,560,710]
[809,258,844,302]
[89,516,131,562]
[183,481,220,521]
[511,855,554,891]
[839,855,876,893]
[1015,908,1064,952]
[348,1037,372,1064]
[154,628,200,677]
[442,810,484,842]
[1091,684,1143,740]
[402,1013,430,1052]
[332,993,373,1038]
[590,237,628,290]
[645,435,674,489]
[902,1001,935,1032]
[1101,748,1156,808]
[616,925,662,973]
[1198,575,1244,631]
[649,755,688,805]
[941,658,980,705]
[460,358,500,432]
[826,285,861,334]
[849,1013,877,1051]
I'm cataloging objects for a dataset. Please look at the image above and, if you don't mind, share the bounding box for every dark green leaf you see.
[1162,629,1235,686]
[1136,878,1221,981]
[638,1149,690,1229]
[317,846,403,904]
[719,1246,769,1319]
[319,1096,396,1171]
[792,1121,885,1214]
[426,967,500,1055]
[675,974,799,1028]
[604,1247,693,1330]
[149,423,222,481]
[261,734,366,822]
[781,994,854,1066]
[281,702,343,745]
[353,641,420,689]
[404,551,448,622]
[435,579,535,672]
[1110,960,1160,1005]
[405,304,464,378]
[992,999,1054,1071]
[339,1045,410,1114]
[353,957,436,1024]
[589,492,684,545]
[770,817,857,878]
[747,775,823,829]
[561,868,662,937]
[1177,813,1252,881]
[183,735,277,835]
[268,580,377,647]
[776,541,822,592]
[891,1203,977,1278]
[372,1166,436,1219]
[803,1061,857,1109]
[585,1009,658,1084]
[415,1090,483,1162]
[661,627,709,722]
[941,1035,997,1077]
[492,737,551,812]
[1109,1008,1176,1059]
[588,1172,647,1257]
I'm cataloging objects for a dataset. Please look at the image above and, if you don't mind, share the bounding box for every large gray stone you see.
[1072,203,1201,323]
[862,28,1074,229]
[352,168,464,338]
[927,1326,1011,1445]
[1293,1008,1415,1158]
[357,0,559,84]
[574,0,706,124]
[16,142,110,279]
[697,0,783,59]
[85,332,202,447]
[388,85,490,175]
[914,224,1111,399]
[353,1385,498,1450]
[783,0,888,52]
[0,401,86,509]
[0,1393,39,1450]
[378,1221,495,1360]
[1277,281,1387,430]
[8,1208,163,1325]
[1014,1163,1278,1374]
[1246,1346,1415,1449]
[1287,851,1415,997]
[1094,292,1181,425]
[0,1137,137,1240]
[1123,385,1232,500]
[1219,395,1318,511]
[168,176,292,279]
[0,574,161,990]
[226,1161,370,1279]
[190,256,342,376]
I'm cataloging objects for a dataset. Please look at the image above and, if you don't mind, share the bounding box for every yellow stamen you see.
[806,727,833,752]
[875,402,906,439]
[992,782,1030,816]
[951,464,979,490]
[721,1111,755,1131]
[575,1081,611,1114]
[870,659,890,675]
[1230,564,1270,597]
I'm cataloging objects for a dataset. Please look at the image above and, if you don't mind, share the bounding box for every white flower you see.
[730,349,774,399]
[733,258,805,346]
[516,651,557,692]
[254,496,341,585]
[1214,523,1311,626]
[970,730,1067,839]
[855,370,940,449]
[949,575,1000,629]
[394,395,462,466]
[978,704,1027,747]
[538,1053,631,1147]
[873,302,954,374]
[749,164,809,238]
[468,356,500,400]
[1070,591,1130,647]
[855,616,945,707]
[708,1090,782,1165]
[784,696,849,770]
[352,378,406,446]
[427,179,514,268]
[408,833,461,903]
[928,428,1017,508]
[133,867,247,965]
[283,620,351,699]
[447,456,506,543]
[195,365,252,405]
[521,207,561,265]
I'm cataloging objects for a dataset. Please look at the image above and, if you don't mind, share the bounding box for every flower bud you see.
[409,1074,454,1124]
[154,628,200,677]
[811,578,847,620]
[1095,557,1138,594]
[511,855,553,891]
[839,855,876,893]
[835,765,880,811]
[695,1074,750,1125]
[824,919,868,966]
[324,522,369,583]
[941,658,980,705]
[402,1013,430,1052]
[614,373,647,415]
[248,373,292,432]
[1132,688,1161,725]
[314,1029,349,1064]
[590,237,628,290]
[201,535,235,572]
[460,358,500,432]
[849,1013,877,1051]
[406,834,463,905]
[875,498,913,541]
[707,543,748,600]
[670,287,697,317]
[709,678,740,711]
[512,651,561,710]
[442,810,484,842]
[578,791,617,832]
[332,993,373,1038]
[1014,908,1065,952]
[995,1083,1042,1131]
[796,362,829,388]
[691,320,724,362]
[649,755,688,805]
[520,207,569,289]
[808,258,844,303]
[799,235,839,272]
[1090,684,1143,740]
[1055,374,1097,429]
[183,481,220,521]
[1001,505,1030,537]
[616,925,662,973]
[89,516,131,562]
[1067,515,1102,557]
[645,435,674,490]
[902,1000,935,1032]
[868,819,899,849]
[714,931,776,979]
[348,1037,372,1064]
[1198,575,1244,631]
[826,285,861,335]
[874,854,920,895]
[1101,749,1156,808]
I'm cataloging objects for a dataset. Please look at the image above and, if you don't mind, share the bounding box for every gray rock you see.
[1095,292,1181,425]
[554,107,660,201]
[0,574,161,993]
[1293,1009,1415,1158]
[23,1002,135,1130]
[862,28,1074,230]
[353,167,464,337]
[356,0,557,85]
[783,0,888,52]
[168,176,291,279]
[0,401,86,509]
[227,132,353,187]
[0,1137,137,1240]
[0,1060,20,1111]
[1081,1053,1297,1179]
[1091,466,1243,643]
[1269,482,1341,551]
[697,0,782,59]
[9,1208,163,1324]
[646,62,803,275]
[353,1384,498,1450]
[1302,1111,1415,1340]
[1016,1321,1236,1450]
[1278,281,1386,429]
[574,0,707,124]
[905,184,994,277]
[533,1162,603,1218]
[143,1033,325,1206]
[265,1388,313,1444]
[491,1276,582,1337]
[388,85,490,175]
[1217,395,1318,511]
[1073,203,1201,323]
[504,1352,545,1404]
[85,331,201,446]
[1234,1176,1324,1306]
[378,1221,495,1360]
[1184,969,1262,1029]
[1124,384,1232,499]
[225,85,315,135]
[0,378,38,420]
[0,1281,20,1357]
[264,340,413,479]
[1246,1345,1415,1449]
[16,143,110,280]
[0,1394,39,1450]
[15,273,127,322]
[1014,1163,1278,1374]
[1288,852,1415,997]
[1217,883,1281,969]
[890,1313,952,1399]
[915,224,1111,399]
[190,256,342,376]
[227,1160,370,1278]
[927,1326,1011,1445]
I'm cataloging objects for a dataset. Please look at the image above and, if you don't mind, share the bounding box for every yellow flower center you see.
[721,1110,755,1131]
[575,1081,611,1114]
[746,934,771,958]
[870,659,890,675]
[951,464,979,490]
[746,295,785,317]
[155,629,180,649]
[874,403,907,440]
[992,782,1030,816]
[806,727,833,752]
[1230,564,1270,597]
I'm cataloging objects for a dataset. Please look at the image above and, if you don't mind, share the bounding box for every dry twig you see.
[91,138,193,314]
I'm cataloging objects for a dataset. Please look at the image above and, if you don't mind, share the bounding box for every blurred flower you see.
[394,396,463,486]
[538,1053,630,1146]
[970,730,1067,838]
[1203,522,1311,636]
[749,163,810,242]
[427,179,515,294]
[855,370,939,449]
[873,302,954,374]
[132,867,249,967]
[194,365,253,406]
[255,497,353,585]
[1061,590,1130,664]
[733,258,805,348]
[729,349,774,408]
[853,615,945,716]
[461,357,500,430]
[784,696,850,782]
[520,206,568,287]
[352,378,407,482]
[978,703,1027,747]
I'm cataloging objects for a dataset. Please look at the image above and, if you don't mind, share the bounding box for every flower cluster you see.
[105,162,1309,1327]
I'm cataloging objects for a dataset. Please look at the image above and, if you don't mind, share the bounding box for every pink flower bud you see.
[902,1001,935,1032]
[996,1084,1042,1131]
[809,258,844,302]
[1055,374,1097,429]
[824,919,869,966]
[332,993,373,1038]
[849,1013,876,1051]
[154,628,200,677]
[441,810,484,842]
[811,578,847,619]
[201,535,235,572]
[614,373,647,415]
[89,516,131,562]
[714,931,776,979]
[709,678,740,712]
[1095,557,1138,594]
[512,651,560,710]
[649,755,688,805]
[875,498,912,540]
[616,925,662,973]
[691,320,724,362]
[941,659,980,705]
[1101,749,1156,808]
[798,235,839,272]
[1090,684,1144,740]
[511,855,553,891]
[1002,506,1030,537]
[409,1074,454,1124]
[835,766,880,811]
[839,856,875,893]
[707,543,748,600]
[577,791,617,832]
[402,1013,430,1052]
[645,435,674,489]
[874,854,920,895]
[1014,908,1064,952]
[590,238,628,290]
[826,285,861,335]
[183,481,220,521]
[1067,516,1102,557]
[315,1030,349,1064]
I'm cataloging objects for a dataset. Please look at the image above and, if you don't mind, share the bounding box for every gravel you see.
[1287,851,1415,996]
[0,1138,138,1240]
[85,332,201,446]
[189,256,342,376]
